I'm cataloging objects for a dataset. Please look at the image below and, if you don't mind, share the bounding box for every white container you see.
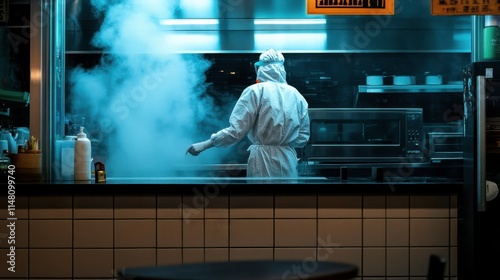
[74,126,91,181]
[366,75,384,85]
[425,75,443,85]
[393,76,416,85]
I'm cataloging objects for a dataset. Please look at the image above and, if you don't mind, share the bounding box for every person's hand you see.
[186,139,214,156]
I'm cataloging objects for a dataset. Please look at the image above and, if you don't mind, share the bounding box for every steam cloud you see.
[67,0,232,177]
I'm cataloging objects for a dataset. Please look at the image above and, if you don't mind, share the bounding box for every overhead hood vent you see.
[66,0,471,53]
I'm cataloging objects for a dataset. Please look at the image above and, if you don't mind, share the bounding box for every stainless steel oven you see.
[305,108,424,163]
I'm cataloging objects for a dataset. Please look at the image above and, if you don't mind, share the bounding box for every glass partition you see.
[46,0,473,182]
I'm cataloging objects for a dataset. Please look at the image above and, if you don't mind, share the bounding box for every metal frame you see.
[30,0,65,181]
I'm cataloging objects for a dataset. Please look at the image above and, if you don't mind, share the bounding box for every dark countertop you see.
[17,173,463,185]
[11,175,462,195]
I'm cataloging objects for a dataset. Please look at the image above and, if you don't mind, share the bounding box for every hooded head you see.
[254,48,287,83]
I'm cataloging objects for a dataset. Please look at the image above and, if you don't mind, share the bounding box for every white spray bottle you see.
[74,126,91,180]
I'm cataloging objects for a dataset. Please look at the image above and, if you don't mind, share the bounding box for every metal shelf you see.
[358,84,463,93]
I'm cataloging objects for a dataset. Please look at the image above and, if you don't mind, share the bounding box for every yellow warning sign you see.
[431,0,500,16]
[307,0,394,15]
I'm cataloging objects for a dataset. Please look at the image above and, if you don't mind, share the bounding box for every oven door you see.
[306,108,423,163]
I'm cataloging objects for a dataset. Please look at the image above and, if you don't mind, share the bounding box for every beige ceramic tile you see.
[30,249,72,278]
[450,193,458,218]
[275,195,317,218]
[450,218,457,246]
[73,195,113,219]
[157,248,183,265]
[409,247,449,278]
[410,219,449,246]
[157,195,183,218]
[205,195,229,218]
[114,249,156,271]
[29,196,72,219]
[386,247,409,276]
[410,195,450,218]
[386,194,409,218]
[157,219,182,247]
[386,219,409,246]
[114,220,156,247]
[318,195,362,218]
[318,219,362,247]
[274,248,317,261]
[230,195,274,218]
[205,248,229,262]
[229,248,273,261]
[0,219,28,248]
[317,247,362,274]
[182,193,205,219]
[363,219,386,246]
[73,249,113,278]
[0,195,28,219]
[30,220,72,248]
[275,219,316,247]
[183,219,204,247]
[363,248,386,276]
[363,195,386,218]
[74,220,113,248]
[17,196,29,219]
[183,248,205,263]
[230,219,273,247]
[0,248,28,278]
[205,219,228,247]
[114,195,156,219]
[450,246,458,278]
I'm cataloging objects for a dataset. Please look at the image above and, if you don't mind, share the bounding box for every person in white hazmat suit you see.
[186,48,310,178]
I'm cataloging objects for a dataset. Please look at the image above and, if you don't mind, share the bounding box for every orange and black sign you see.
[431,0,500,16]
[307,0,394,15]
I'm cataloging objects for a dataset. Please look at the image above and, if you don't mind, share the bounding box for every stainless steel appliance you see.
[427,132,463,162]
[356,84,465,165]
[305,108,424,163]
[460,61,500,279]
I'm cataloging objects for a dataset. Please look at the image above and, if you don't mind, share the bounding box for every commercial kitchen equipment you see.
[356,83,465,162]
[460,61,500,279]
[305,107,424,164]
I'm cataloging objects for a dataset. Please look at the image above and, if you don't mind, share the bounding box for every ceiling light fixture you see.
[159,19,219,26]
[254,19,326,25]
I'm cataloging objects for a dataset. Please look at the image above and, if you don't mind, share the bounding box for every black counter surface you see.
[8,175,462,195]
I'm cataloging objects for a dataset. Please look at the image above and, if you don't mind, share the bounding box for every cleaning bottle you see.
[74,126,91,180]
[483,15,500,60]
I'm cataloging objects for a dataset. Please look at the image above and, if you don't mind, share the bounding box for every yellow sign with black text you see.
[307,0,394,15]
[431,0,500,16]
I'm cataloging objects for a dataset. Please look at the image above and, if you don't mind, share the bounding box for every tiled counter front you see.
[0,184,458,280]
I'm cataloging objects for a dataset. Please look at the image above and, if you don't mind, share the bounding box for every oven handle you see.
[477,75,486,212]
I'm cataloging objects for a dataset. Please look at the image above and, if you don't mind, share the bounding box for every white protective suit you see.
[187,49,310,178]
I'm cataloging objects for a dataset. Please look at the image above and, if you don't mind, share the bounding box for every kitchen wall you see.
[0,189,458,280]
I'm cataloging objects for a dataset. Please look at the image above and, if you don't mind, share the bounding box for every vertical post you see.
[29,0,43,176]
[471,15,483,62]
[30,0,65,181]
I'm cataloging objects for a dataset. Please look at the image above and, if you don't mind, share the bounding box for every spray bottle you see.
[483,15,500,60]
[74,126,91,181]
